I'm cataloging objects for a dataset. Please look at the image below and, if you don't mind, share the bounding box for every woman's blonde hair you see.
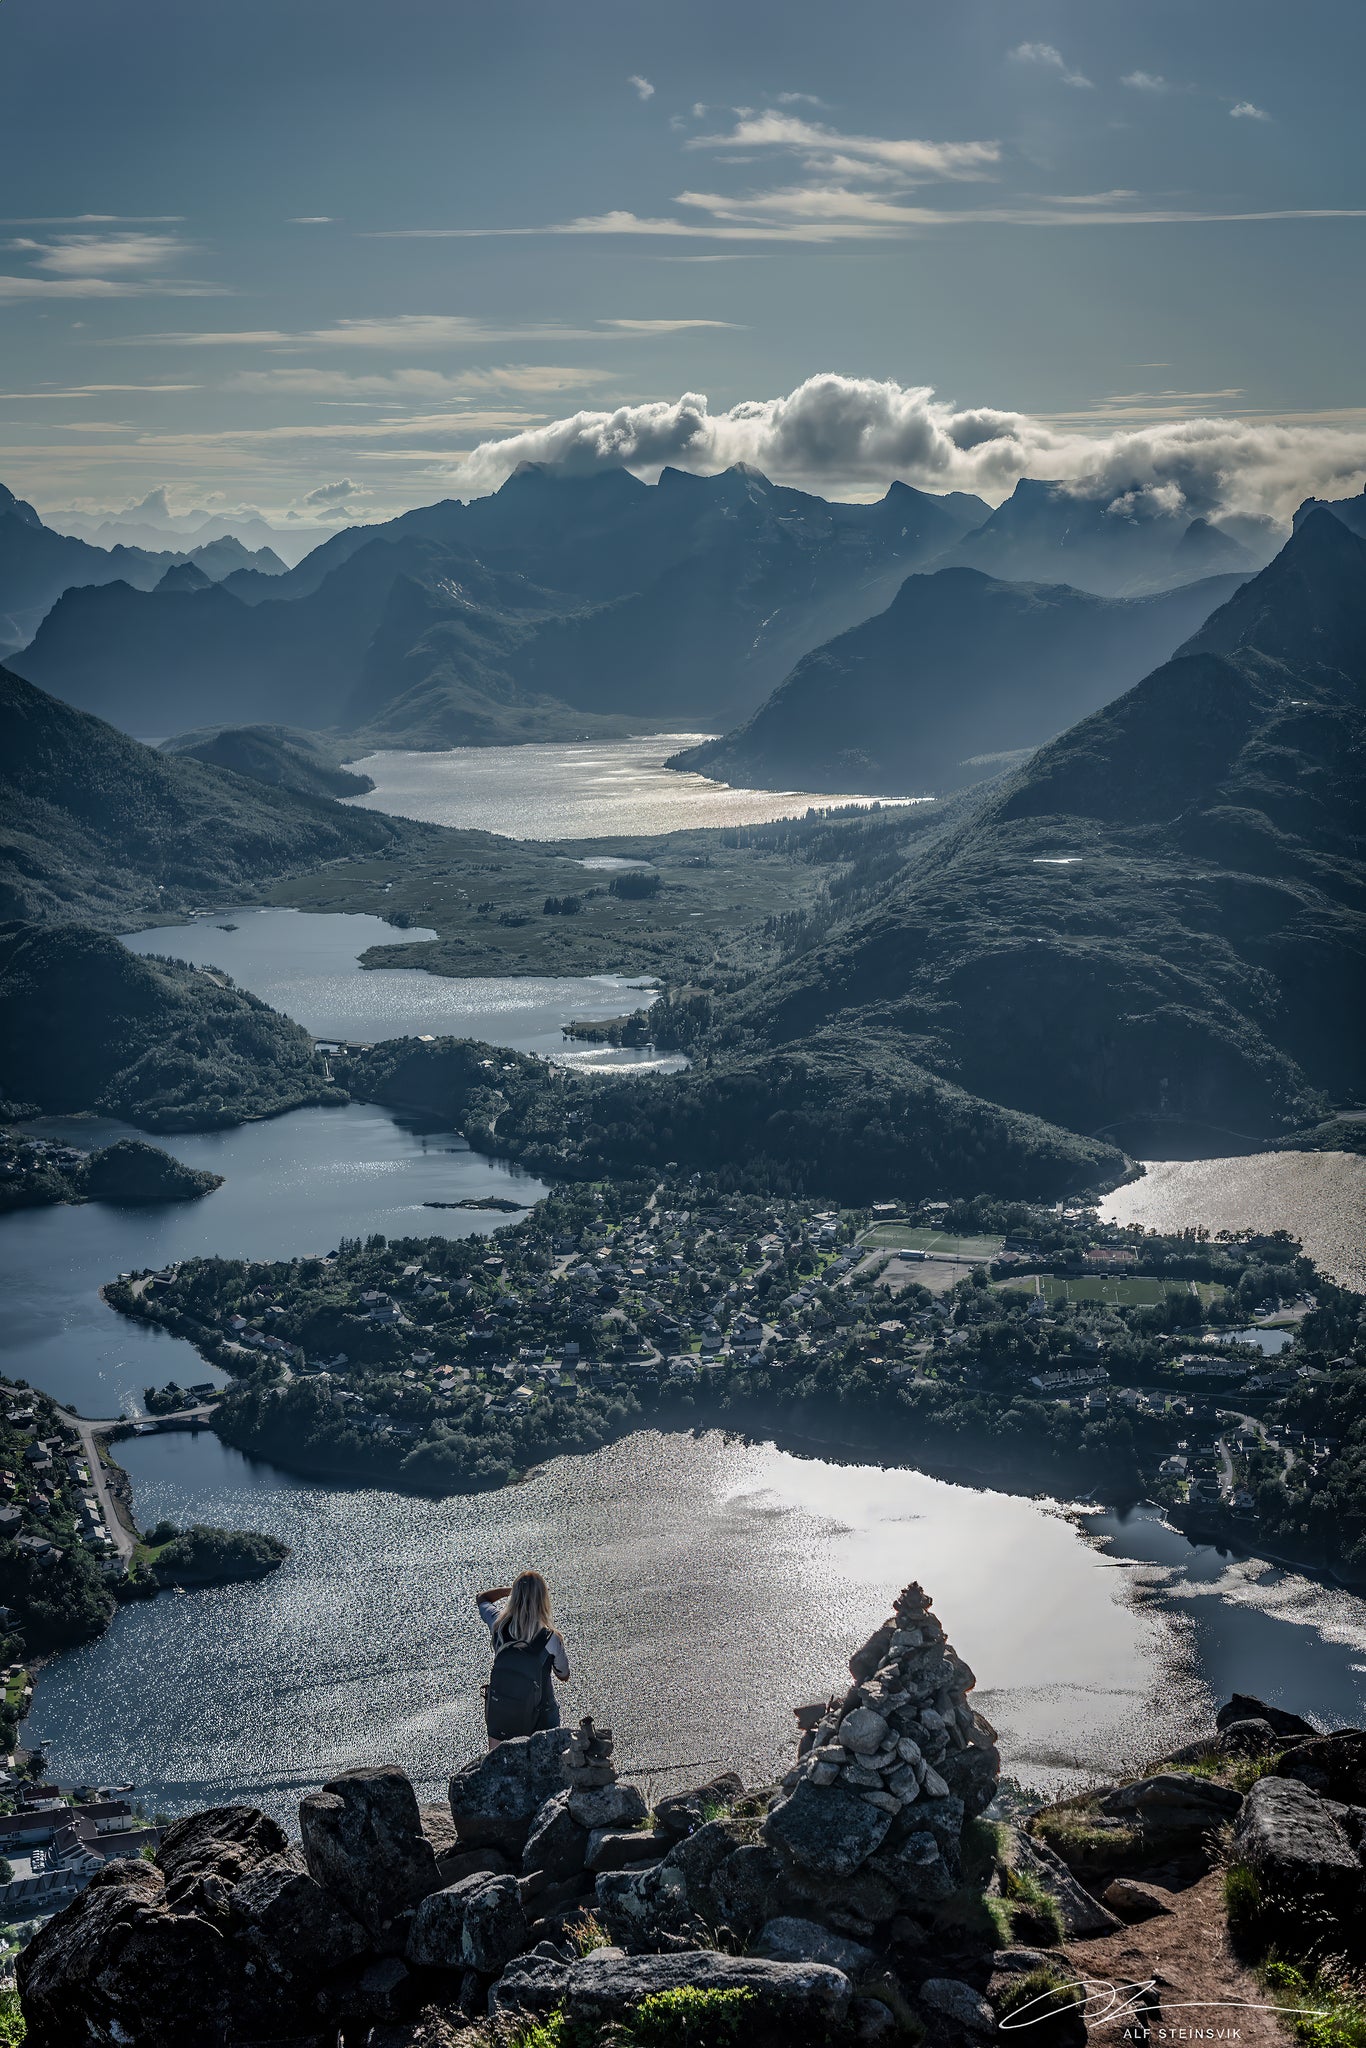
[496,1571,553,1646]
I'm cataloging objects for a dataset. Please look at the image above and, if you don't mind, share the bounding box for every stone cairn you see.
[562,1715,617,1793]
[789,1580,998,1818]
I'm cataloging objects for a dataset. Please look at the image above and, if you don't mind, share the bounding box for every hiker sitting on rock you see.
[476,1571,570,1748]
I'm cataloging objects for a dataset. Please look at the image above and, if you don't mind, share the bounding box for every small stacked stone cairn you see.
[562,1714,617,1793]
[788,1580,999,1819]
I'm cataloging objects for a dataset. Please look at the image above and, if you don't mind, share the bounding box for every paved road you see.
[53,1403,219,1561]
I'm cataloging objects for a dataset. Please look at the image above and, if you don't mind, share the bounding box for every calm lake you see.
[342,737,920,839]
[25,1428,1366,1828]
[122,907,671,1064]
[5,1105,545,1419]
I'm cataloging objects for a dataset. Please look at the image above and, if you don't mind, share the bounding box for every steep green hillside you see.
[0,666,408,925]
[672,567,1243,796]
[0,922,340,1129]
[715,511,1366,1153]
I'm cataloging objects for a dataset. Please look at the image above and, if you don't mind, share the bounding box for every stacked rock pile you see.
[787,1581,999,1821]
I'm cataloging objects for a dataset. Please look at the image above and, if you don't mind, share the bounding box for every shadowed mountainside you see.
[709,510,1366,1155]
[0,666,410,925]
[671,565,1244,796]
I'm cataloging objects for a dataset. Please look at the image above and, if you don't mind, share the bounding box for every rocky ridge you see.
[16,1585,1366,2047]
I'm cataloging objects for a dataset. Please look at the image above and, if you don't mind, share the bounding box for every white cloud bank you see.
[439,374,1366,523]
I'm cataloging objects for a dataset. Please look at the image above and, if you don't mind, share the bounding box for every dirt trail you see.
[1066,1871,1294,2046]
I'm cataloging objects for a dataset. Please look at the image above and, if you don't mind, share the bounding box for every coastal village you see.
[109,1179,1363,1571]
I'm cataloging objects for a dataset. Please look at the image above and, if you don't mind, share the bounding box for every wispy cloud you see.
[1009,42,1093,89]
[628,75,654,101]
[0,274,226,301]
[0,382,199,397]
[125,312,738,349]
[227,363,616,398]
[289,216,334,224]
[1230,101,1271,120]
[0,214,185,225]
[685,112,1000,180]
[11,231,193,275]
[1121,71,1172,92]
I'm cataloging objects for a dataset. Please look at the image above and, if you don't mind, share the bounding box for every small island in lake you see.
[139,1520,290,1588]
[0,1129,223,1213]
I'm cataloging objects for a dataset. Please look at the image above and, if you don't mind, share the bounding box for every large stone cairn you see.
[790,1580,998,1819]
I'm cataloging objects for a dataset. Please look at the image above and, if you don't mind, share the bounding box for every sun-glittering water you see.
[24,1429,1366,1827]
[341,737,920,839]
[1100,1153,1366,1291]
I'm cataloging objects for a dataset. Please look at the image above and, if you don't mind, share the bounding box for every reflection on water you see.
[122,908,662,1057]
[1100,1154,1366,1291]
[342,737,920,840]
[2,1104,543,1418]
[25,1429,1366,1826]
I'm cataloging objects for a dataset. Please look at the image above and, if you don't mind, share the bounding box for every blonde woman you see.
[475,1572,570,1747]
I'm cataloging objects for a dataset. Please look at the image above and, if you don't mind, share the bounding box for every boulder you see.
[491,1947,853,2027]
[522,1791,589,1882]
[447,1728,572,1851]
[316,1955,415,2028]
[755,1915,876,1975]
[919,1976,996,2034]
[1102,1878,1176,1922]
[300,1765,440,1948]
[227,1849,372,1983]
[1232,1776,1363,1916]
[1217,1694,1317,1739]
[17,1860,247,2048]
[652,1771,745,1839]
[406,1872,528,1975]
[1098,1772,1243,1835]
[435,1846,510,1886]
[157,1803,290,1908]
[1276,1730,1366,1804]
[585,1827,663,1873]
[850,1626,895,1682]
[568,1781,648,1831]
[764,1781,894,1878]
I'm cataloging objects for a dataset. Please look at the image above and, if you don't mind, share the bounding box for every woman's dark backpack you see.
[485,1627,550,1739]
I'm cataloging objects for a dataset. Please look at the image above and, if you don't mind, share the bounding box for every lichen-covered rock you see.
[406,1872,528,1974]
[1098,1772,1243,1832]
[491,1947,853,2027]
[764,1781,894,1877]
[756,1915,876,1975]
[227,1849,372,1983]
[586,1827,664,1873]
[1232,1775,1363,1916]
[1009,1830,1121,1935]
[157,1803,290,1909]
[1102,1878,1176,1922]
[447,1728,572,1851]
[522,1790,589,1881]
[300,1766,440,1951]
[569,1782,648,1831]
[18,1860,248,2048]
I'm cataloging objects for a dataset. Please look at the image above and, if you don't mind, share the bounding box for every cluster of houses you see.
[0,1771,158,1917]
[0,1408,117,1567]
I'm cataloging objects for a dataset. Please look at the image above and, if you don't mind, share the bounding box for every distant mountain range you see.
[932,476,1275,596]
[670,566,1247,797]
[0,665,409,926]
[0,482,286,658]
[10,463,989,741]
[711,507,1366,1154]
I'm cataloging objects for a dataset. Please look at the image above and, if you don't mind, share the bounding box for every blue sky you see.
[2,0,1363,532]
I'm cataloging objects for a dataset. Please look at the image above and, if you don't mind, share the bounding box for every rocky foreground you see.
[17,1584,1366,2046]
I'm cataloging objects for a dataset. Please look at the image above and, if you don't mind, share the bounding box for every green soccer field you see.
[860,1226,1006,1259]
[1036,1275,1224,1307]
